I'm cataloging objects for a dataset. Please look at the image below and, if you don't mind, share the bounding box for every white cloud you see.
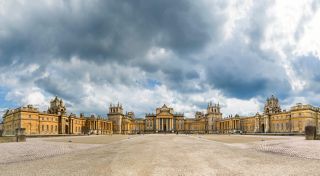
[223,98,261,116]
[261,0,319,92]
[294,8,320,58]
[5,88,48,110]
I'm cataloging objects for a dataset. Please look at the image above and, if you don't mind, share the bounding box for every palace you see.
[1,95,320,136]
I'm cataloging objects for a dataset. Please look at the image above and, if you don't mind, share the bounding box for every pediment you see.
[157,111,173,117]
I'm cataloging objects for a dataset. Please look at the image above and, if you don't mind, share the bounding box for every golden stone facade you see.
[2,97,112,136]
[2,95,320,136]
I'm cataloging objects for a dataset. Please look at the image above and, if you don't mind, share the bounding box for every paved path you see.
[0,134,319,176]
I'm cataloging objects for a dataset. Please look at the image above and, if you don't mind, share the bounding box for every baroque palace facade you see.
[1,95,320,135]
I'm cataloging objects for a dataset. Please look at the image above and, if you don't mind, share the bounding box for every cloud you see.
[1,0,320,120]
[0,0,216,65]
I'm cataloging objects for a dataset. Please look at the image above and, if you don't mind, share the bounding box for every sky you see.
[1,0,320,120]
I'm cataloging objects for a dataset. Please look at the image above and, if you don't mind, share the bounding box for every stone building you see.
[2,95,319,135]
[145,104,184,133]
[0,122,3,135]
[2,96,112,136]
[215,95,320,134]
[107,103,141,134]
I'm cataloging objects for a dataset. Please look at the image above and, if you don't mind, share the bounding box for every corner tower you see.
[264,95,281,114]
[47,96,68,134]
[206,101,222,133]
[47,96,66,115]
[107,103,124,134]
[263,95,281,133]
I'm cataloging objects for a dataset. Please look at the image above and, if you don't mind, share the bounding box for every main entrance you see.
[157,118,173,132]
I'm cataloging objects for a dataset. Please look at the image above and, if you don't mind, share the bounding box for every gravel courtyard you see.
[0,134,320,176]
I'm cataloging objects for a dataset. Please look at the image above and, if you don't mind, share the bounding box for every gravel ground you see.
[44,134,132,144]
[199,134,287,143]
[0,134,319,176]
[0,135,129,164]
[252,136,320,160]
[200,135,320,160]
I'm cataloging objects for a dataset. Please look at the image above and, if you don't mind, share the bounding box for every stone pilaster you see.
[264,114,270,133]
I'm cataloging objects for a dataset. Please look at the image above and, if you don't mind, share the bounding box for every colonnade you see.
[218,119,240,133]
[156,118,173,131]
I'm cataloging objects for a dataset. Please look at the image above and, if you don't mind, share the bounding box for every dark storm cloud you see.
[2,0,318,117]
[186,70,199,80]
[35,77,84,103]
[293,56,320,92]
[202,1,292,100]
[0,0,289,100]
[205,37,291,99]
[0,0,214,65]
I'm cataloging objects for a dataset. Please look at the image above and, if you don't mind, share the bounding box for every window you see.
[42,125,44,131]
[55,125,58,131]
[47,125,49,131]
[51,125,53,132]
[29,115,31,118]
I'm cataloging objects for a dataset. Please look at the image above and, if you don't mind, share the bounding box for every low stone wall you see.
[305,126,317,140]
[246,133,304,136]
[0,133,26,143]
[0,136,18,143]
[27,134,86,138]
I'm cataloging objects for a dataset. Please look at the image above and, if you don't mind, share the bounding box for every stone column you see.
[264,115,270,133]
[166,119,168,131]
[171,119,174,131]
[71,119,73,134]
[157,119,159,131]
[161,119,163,131]
[254,117,260,133]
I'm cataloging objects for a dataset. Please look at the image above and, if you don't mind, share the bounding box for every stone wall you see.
[0,136,18,143]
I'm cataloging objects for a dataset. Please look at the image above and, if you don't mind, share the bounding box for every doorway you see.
[163,124,167,131]
[261,124,265,133]
[65,125,69,134]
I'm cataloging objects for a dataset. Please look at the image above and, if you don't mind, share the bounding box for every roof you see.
[162,104,168,108]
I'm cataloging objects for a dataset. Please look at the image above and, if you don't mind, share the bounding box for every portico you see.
[156,118,174,132]
[146,104,184,133]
